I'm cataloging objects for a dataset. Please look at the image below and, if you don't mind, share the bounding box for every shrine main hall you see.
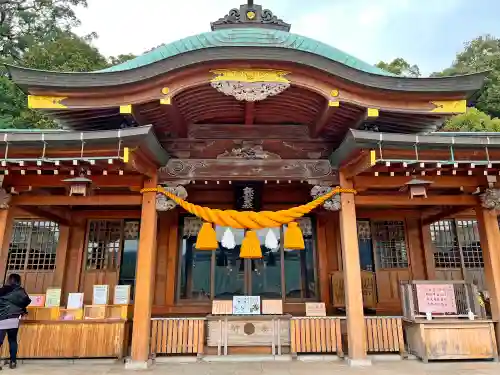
[1,0,500,369]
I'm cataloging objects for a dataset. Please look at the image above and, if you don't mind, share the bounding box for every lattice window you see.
[372,221,408,269]
[7,220,59,272]
[85,220,123,270]
[430,220,461,268]
[456,220,484,268]
[430,219,484,269]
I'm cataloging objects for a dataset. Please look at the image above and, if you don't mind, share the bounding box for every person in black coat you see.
[0,274,31,369]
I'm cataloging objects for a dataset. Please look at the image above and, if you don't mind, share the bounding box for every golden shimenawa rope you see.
[140,186,356,229]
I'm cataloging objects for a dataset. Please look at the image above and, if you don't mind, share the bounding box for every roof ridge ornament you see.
[211,1,291,32]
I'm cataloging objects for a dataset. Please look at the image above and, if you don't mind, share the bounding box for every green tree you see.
[0,0,88,61]
[21,31,108,71]
[0,31,109,129]
[108,53,136,66]
[442,108,500,132]
[375,58,421,77]
[434,35,500,118]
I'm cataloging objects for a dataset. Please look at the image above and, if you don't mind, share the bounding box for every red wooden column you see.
[339,173,370,365]
[0,208,12,279]
[127,176,158,369]
[476,205,500,347]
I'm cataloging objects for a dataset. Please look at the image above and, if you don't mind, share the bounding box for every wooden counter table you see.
[1,319,131,359]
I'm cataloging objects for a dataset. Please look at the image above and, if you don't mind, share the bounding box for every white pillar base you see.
[124,359,153,370]
[346,358,372,367]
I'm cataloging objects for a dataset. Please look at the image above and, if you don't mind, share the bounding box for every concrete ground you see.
[5,359,500,375]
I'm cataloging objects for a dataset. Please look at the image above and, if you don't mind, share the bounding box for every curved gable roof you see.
[99,28,395,77]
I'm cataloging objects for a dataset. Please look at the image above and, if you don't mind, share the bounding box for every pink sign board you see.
[416,284,457,314]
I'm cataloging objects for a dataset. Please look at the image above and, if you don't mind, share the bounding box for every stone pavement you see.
[5,360,500,375]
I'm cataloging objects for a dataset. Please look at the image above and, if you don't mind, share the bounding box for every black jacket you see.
[0,285,31,321]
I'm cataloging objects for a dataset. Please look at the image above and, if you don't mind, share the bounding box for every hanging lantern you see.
[401,178,433,199]
[62,176,92,196]
[239,231,262,259]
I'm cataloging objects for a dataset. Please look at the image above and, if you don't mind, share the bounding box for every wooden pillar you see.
[339,174,370,365]
[128,176,158,369]
[406,218,426,280]
[421,222,437,280]
[476,205,500,345]
[0,208,12,281]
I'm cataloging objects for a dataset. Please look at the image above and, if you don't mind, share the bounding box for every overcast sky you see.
[75,0,499,76]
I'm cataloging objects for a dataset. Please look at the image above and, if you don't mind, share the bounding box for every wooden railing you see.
[150,318,205,356]
[290,317,343,356]
[365,317,406,357]
[330,271,377,308]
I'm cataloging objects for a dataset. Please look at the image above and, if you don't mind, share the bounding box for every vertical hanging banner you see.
[234,182,263,211]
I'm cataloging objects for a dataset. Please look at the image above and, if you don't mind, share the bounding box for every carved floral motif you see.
[480,188,500,210]
[210,69,290,102]
[310,185,341,211]
[217,145,281,160]
[211,81,289,102]
[0,189,11,210]
[156,185,188,211]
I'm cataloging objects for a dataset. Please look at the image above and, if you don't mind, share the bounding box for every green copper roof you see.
[99,28,395,76]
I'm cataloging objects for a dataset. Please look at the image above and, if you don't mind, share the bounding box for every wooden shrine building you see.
[2,0,500,368]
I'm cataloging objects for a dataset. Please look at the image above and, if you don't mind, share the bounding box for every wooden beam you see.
[354,176,484,190]
[11,194,142,206]
[165,101,188,138]
[311,100,339,138]
[189,124,313,139]
[340,150,376,179]
[130,175,158,366]
[72,210,141,220]
[244,102,255,125]
[159,158,334,181]
[355,195,478,207]
[349,109,368,130]
[5,175,144,189]
[422,206,473,225]
[127,150,158,178]
[18,206,69,225]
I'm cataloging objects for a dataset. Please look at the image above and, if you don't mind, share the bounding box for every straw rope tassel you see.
[141,186,356,253]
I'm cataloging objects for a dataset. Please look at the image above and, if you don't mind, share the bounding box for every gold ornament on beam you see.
[140,186,356,259]
[210,69,291,102]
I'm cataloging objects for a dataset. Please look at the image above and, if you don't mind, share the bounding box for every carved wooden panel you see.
[159,159,337,182]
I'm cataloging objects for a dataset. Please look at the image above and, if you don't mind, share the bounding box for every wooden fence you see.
[365,317,406,357]
[150,318,205,356]
[290,317,343,356]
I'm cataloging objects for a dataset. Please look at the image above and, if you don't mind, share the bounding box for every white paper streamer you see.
[221,228,236,249]
[265,229,279,250]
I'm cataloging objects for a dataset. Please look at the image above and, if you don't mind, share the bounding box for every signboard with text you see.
[416,284,457,314]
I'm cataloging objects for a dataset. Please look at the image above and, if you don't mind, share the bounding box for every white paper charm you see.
[265,229,279,250]
[221,228,236,249]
